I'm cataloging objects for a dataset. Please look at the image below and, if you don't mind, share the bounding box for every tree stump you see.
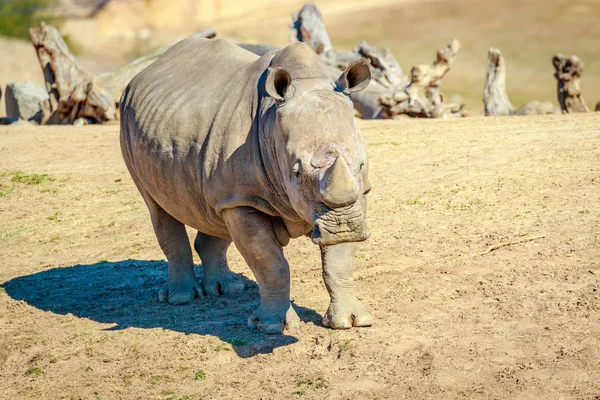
[30,23,116,124]
[483,48,556,116]
[553,54,590,113]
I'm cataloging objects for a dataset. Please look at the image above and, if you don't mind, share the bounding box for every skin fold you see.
[120,37,374,333]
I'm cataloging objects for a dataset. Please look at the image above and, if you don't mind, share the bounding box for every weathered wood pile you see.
[483,47,594,116]
[26,23,215,125]
[289,4,466,119]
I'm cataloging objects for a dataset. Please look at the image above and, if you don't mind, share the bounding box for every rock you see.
[5,82,48,123]
[73,118,89,126]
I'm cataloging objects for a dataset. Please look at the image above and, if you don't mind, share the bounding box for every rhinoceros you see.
[120,37,373,333]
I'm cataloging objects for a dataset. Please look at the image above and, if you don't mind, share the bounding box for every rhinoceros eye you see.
[293,161,301,179]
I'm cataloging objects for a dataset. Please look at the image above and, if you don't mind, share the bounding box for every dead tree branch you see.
[479,235,546,255]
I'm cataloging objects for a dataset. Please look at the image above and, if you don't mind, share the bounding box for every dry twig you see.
[479,235,546,255]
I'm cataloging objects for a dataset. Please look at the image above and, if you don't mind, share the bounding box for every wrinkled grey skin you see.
[120,38,373,334]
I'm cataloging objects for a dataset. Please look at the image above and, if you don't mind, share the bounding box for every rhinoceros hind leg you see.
[193,232,245,296]
[223,207,296,334]
[143,196,202,305]
[321,243,374,329]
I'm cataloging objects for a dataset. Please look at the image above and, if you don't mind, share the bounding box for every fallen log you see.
[483,48,556,116]
[553,54,590,113]
[289,4,465,119]
[29,23,215,124]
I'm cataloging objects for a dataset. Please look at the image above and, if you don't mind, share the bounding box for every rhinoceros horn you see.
[319,154,360,208]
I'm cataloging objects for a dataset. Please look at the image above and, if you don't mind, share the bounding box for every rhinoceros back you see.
[120,38,269,236]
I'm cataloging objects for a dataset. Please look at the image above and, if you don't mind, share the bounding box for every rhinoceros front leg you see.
[321,242,374,329]
[222,207,300,334]
[146,200,203,305]
[193,232,245,296]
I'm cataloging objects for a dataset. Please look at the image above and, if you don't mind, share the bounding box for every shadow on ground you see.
[2,260,323,358]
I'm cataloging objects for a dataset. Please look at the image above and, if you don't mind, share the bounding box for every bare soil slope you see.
[0,114,599,399]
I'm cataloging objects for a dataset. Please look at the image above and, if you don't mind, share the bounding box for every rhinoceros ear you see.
[338,58,371,93]
[266,66,293,101]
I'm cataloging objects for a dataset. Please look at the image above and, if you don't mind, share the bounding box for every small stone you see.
[73,118,89,126]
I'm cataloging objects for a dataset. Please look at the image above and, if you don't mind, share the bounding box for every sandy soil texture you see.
[0,114,599,399]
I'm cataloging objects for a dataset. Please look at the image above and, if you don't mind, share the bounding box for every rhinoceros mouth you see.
[310,202,369,246]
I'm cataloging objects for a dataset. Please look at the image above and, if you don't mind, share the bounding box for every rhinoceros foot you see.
[248,303,301,334]
[158,275,203,305]
[322,298,374,329]
[202,271,245,297]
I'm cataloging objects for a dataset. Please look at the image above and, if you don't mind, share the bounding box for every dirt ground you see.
[0,114,599,399]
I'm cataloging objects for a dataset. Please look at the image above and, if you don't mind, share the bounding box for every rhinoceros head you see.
[260,42,372,246]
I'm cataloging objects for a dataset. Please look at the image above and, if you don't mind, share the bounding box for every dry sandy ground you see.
[0,114,599,399]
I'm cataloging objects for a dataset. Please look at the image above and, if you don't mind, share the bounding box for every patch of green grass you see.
[39,188,57,194]
[339,340,353,352]
[295,391,305,396]
[0,185,13,197]
[0,230,20,243]
[368,141,402,147]
[407,199,421,206]
[314,381,327,389]
[164,395,191,400]
[0,0,62,39]
[98,259,109,264]
[446,199,482,211]
[11,171,55,185]
[161,389,176,396]
[47,212,61,221]
[150,374,171,385]
[61,34,83,55]
[46,235,60,244]
[193,370,206,380]
[24,367,43,376]
[214,343,231,352]
[122,374,132,386]
[295,377,329,392]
